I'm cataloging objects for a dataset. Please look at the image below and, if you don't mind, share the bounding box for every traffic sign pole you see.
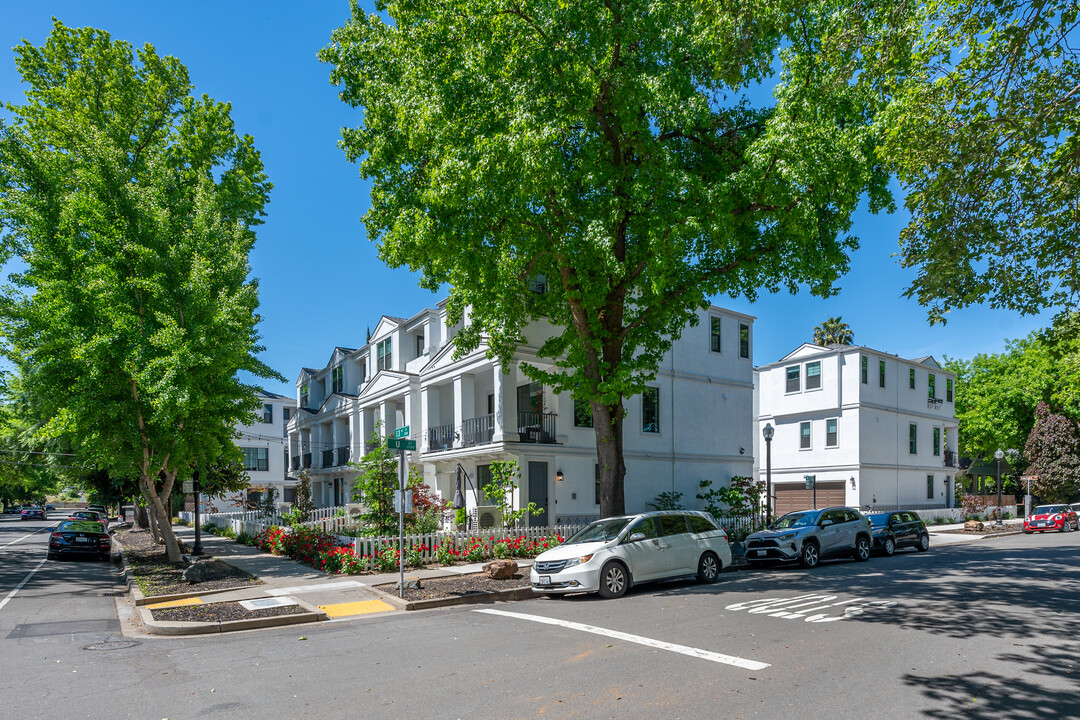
[398,448,405,598]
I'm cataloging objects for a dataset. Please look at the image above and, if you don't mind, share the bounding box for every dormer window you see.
[376,338,392,371]
[332,366,343,393]
[415,333,425,358]
[262,404,273,423]
[300,383,309,408]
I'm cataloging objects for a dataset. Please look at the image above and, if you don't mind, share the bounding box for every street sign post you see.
[805,475,817,509]
[393,426,410,439]
[386,438,417,451]
[386,432,415,597]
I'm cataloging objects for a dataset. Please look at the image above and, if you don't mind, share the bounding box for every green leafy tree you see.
[879,0,1079,322]
[0,22,278,562]
[321,0,898,516]
[482,459,543,529]
[1024,402,1080,502]
[812,317,854,346]
[350,435,404,536]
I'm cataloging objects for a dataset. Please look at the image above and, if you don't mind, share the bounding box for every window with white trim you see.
[800,421,811,449]
[786,366,800,393]
[806,361,821,390]
[242,447,269,472]
[826,418,838,447]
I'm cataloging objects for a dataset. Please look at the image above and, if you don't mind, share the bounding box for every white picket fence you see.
[178,505,351,538]
[338,524,583,562]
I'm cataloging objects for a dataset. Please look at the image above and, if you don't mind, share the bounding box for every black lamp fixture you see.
[762,423,774,524]
[555,469,564,482]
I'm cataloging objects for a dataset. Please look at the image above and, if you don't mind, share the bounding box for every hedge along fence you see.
[340,524,585,564]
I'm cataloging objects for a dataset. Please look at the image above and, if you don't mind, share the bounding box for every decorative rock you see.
[396,577,422,590]
[182,561,214,583]
[964,520,985,532]
[483,559,518,579]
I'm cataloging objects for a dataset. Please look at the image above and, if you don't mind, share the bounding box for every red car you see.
[1023,504,1079,533]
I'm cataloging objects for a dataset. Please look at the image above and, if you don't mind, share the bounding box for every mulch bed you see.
[150,601,307,623]
[375,572,531,601]
[116,529,261,597]
[937,524,1022,535]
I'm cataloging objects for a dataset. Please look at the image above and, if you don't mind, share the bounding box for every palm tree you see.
[812,316,854,346]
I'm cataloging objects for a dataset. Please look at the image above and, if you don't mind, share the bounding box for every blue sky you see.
[1,2,1053,398]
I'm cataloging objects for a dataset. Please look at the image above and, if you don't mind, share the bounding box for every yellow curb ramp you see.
[146,597,203,609]
[318,599,395,618]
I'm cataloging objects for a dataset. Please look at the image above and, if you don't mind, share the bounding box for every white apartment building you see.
[201,389,297,512]
[755,344,959,515]
[286,300,756,525]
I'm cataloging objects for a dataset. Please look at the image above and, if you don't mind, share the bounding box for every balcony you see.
[461,414,495,447]
[927,398,943,410]
[944,449,957,467]
[291,455,300,471]
[302,453,312,469]
[364,442,378,455]
[336,446,351,466]
[428,423,454,452]
[321,449,334,468]
[517,412,557,444]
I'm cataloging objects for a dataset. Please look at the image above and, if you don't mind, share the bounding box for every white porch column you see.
[404,384,421,441]
[359,407,374,455]
[348,408,359,462]
[453,373,475,448]
[492,362,518,443]
[379,401,392,437]
[420,386,432,453]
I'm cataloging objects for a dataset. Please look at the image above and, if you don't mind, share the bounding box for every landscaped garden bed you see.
[116,528,262,597]
[150,601,306,623]
[374,572,532,601]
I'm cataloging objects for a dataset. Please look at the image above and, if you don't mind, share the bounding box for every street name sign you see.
[393,426,410,439]
[386,438,417,451]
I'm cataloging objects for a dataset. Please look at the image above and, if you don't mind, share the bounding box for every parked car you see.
[87,504,108,517]
[68,510,106,523]
[1023,504,1079,533]
[20,507,47,521]
[3,505,22,515]
[47,520,113,560]
[530,510,732,599]
[866,511,930,555]
[1070,503,1080,518]
[45,504,56,512]
[745,507,873,569]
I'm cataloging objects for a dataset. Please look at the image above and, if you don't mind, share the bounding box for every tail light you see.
[50,532,62,539]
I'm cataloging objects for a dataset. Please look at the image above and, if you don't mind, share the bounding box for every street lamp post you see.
[762,424,774,526]
[192,468,203,556]
[994,448,1004,527]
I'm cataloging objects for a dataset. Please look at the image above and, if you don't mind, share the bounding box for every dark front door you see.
[528,461,548,527]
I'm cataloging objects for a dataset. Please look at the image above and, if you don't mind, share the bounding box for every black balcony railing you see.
[428,423,455,451]
[364,442,378,455]
[517,412,557,443]
[336,446,351,466]
[461,414,495,447]
[291,455,300,471]
[944,449,957,467]
[302,453,312,469]
[321,449,334,468]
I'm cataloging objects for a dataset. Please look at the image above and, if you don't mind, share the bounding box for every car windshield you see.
[769,511,819,529]
[1034,505,1065,514]
[867,513,892,526]
[58,521,105,533]
[564,518,632,544]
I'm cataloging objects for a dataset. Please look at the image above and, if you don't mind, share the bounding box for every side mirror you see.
[629,532,646,543]
[820,519,833,527]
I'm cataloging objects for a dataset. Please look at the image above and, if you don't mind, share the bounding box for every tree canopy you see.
[812,316,854,346]
[322,0,900,515]
[879,0,1080,322]
[0,21,278,560]
[1025,401,1080,501]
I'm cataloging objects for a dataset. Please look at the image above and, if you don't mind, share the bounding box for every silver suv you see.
[744,507,872,568]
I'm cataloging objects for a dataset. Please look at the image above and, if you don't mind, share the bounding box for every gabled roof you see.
[357,368,414,401]
[760,343,954,374]
[256,389,290,400]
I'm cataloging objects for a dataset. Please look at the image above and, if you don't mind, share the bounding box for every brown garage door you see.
[774,481,847,515]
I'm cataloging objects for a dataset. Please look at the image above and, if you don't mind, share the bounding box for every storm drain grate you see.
[98,591,125,597]
[84,640,141,651]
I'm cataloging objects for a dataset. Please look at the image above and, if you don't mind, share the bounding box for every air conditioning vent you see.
[476,505,503,529]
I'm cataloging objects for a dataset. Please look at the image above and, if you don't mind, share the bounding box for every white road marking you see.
[1,527,51,549]
[474,608,770,671]
[726,593,898,623]
[0,557,48,612]
[266,580,366,596]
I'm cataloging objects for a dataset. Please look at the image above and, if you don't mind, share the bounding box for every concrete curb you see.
[138,597,328,636]
[366,583,536,611]
[133,585,258,607]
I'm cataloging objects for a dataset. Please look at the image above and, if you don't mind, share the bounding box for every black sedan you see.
[20,507,47,521]
[867,511,930,555]
[48,520,113,560]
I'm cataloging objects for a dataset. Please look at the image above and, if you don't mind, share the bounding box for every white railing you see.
[178,506,351,538]
[339,524,583,563]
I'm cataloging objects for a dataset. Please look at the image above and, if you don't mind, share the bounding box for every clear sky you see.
[1,2,1053,398]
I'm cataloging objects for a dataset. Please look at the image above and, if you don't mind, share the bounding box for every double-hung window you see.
[909,424,918,454]
[946,378,954,402]
[739,324,750,359]
[300,383,308,408]
[415,333,425,358]
[710,316,721,353]
[826,418,838,447]
[926,475,935,500]
[786,366,800,393]
[642,387,659,433]
[861,356,868,384]
[242,447,269,472]
[262,404,273,423]
[376,338,392,371]
[909,368,916,389]
[928,373,936,400]
[806,361,821,390]
[331,367,343,393]
[933,427,941,456]
[800,421,811,449]
[879,360,886,388]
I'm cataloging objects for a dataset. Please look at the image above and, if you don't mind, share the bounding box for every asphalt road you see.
[2,519,1078,719]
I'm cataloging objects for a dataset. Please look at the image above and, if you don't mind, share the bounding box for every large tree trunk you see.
[138,474,183,563]
[593,399,626,517]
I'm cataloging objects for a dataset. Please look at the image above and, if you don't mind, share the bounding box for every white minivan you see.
[530,510,732,598]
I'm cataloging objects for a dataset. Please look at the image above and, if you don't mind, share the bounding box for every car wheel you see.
[853,536,871,562]
[917,533,930,552]
[46,552,56,560]
[799,541,820,569]
[1023,529,1033,534]
[597,561,629,599]
[882,536,896,557]
[697,551,721,584]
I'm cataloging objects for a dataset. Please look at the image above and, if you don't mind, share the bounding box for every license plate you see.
[76,537,90,543]
[754,550,766,557]
[536,576,551,585]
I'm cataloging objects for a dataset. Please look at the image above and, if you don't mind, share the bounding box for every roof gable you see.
[357,369,411,400]
[370,315,402,342]
[780,343,829,361]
